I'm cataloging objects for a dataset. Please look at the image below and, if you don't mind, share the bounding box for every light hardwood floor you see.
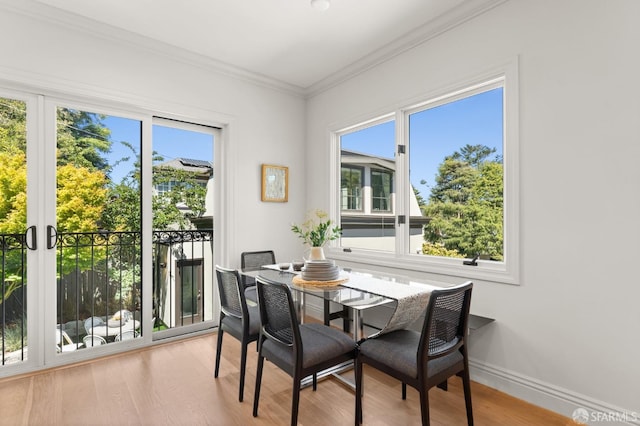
[0,332,572,425]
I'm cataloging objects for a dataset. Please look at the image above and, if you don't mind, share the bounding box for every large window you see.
[339,120,396,252]
[334,69,519,284]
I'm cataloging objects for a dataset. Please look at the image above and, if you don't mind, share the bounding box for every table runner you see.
[340,272,438,337]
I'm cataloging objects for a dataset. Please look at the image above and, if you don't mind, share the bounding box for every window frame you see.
[328,60,520,285]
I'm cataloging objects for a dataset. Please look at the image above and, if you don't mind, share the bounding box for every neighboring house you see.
[340,149,429,253]
[153,158,214,329]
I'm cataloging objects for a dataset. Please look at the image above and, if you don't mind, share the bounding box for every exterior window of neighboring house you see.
[156,180,178,195]
[334,64,520,284]
[341,165,363,211]
[371,169,392,212]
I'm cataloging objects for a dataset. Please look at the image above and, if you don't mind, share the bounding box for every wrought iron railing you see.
[1,228,213,365]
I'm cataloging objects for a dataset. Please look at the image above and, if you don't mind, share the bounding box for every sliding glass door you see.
[54,105,143,350]
[0,93,32,366]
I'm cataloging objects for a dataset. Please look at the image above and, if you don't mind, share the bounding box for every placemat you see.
[292,275,349,287]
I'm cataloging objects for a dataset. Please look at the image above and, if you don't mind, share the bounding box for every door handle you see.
[47,225,58,249]
[25,225,37,250]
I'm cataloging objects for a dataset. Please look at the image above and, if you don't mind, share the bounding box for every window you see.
[341,165,363,211]
[333,66,519,284]
[371,169,392,212]
[339,120,396,252]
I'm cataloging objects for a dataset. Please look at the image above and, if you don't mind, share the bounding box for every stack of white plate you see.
[301,260,340,281]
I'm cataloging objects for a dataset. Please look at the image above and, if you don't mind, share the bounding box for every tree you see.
[56,109,112,171]
[151,165,208,230]
[422,144,503,260]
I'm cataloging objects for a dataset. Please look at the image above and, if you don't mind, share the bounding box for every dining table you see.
[244,264,454,341]
[241,263,493,390]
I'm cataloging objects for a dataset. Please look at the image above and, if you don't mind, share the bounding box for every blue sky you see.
[340,87,503,196]
[101,87,502,191]
[103,118,214,183]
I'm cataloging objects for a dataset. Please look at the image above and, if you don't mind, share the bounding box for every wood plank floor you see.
[0,332,572,425]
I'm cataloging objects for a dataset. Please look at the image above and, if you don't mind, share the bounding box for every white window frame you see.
[328,59,520,285]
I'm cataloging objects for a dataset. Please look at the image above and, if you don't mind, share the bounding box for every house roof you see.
[155,158,213,177]
[341,149,395,171]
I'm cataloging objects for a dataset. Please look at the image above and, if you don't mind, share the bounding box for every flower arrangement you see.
[291,210,341,247]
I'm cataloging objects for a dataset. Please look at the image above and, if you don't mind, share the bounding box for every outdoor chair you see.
[56,328,82,353]
[82,334,107,347]
[84,316,105,334]
[214,265,261,402]
[253,275,359,426]
[115,330,139,341]
[240,250,276,289]
[355,281,474,426]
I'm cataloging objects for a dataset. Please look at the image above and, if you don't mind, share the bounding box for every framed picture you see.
[261,164,288,202]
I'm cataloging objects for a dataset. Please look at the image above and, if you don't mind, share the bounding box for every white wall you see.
[306,0,640,420]
[0,2,307,267]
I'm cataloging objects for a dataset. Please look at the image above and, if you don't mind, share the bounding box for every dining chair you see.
[253,275,359,426]
[240,250,276,289]
[214,265,261,402]
[355,281,474,426]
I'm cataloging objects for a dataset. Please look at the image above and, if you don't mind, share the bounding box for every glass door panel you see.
[151,120,214,333]
[0,96,29,365]
[55,107,142,349]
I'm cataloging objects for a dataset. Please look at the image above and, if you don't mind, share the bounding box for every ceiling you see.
[30,0,503,94]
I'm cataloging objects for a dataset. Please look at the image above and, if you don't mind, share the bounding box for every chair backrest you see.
[83,334,107,347]
[255,276,299,350]
[215,265,248,320]
[241,250,276,271]
[419,281,473,361]
[84,316,105,334]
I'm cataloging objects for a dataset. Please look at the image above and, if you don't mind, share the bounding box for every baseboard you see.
[469,360,640,426]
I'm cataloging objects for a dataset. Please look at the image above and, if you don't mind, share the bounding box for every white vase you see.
[309,246,325,261]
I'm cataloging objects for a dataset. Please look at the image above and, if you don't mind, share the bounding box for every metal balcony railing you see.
[1,229,213,365]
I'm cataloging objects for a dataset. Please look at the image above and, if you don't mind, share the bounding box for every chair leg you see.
[291,374,301,426]
[402,382,407,400]
[437,380,448,391]
[462,368,474,426]
[253,355,264,417]
[239,341,248,402]
[214,329,224,378]
[419,388,430,426]
[312,373,317,391]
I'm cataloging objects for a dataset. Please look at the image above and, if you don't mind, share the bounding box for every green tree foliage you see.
[422,144,503,261]
[151,165,208,230]
[56,108,111,171]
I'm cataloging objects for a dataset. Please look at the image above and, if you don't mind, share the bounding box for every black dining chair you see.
[240,250,276,289]
[253,275,359,426]
[214,265,261,402]
[355,281,474,426]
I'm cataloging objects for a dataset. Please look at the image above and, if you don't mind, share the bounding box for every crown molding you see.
[0,0,307,97]
[1,0,508,99]
[304,0,509,97]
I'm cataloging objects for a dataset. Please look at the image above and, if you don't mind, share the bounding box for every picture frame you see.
[261,164,288,202]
